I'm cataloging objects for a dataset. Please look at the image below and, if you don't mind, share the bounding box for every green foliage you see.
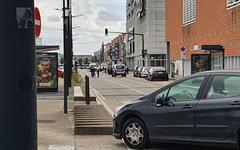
[71,71,83,86]
[84,58,89,65]
[78,58,83,66]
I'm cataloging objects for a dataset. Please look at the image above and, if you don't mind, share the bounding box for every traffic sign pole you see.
[181,47,186,77]
[182,58,185,77]
[0,0,37,150]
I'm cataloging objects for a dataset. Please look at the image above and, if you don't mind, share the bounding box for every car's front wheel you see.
[122,117,148,149]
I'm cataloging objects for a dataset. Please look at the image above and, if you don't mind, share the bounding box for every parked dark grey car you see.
[113,70,240,149]
[147,67,169,81]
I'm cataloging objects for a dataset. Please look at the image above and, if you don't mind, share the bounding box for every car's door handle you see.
[231,101,240,106]
[182,104,193,109]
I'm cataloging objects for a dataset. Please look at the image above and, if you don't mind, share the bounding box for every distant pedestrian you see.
[126,66,129,74]
[97,68,100,78]
[90,66,95,77]
[104,67,106,73]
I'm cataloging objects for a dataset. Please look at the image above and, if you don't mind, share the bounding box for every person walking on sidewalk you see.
[126,66,129,74]
[97,67,100,78]
[90,66,95,77]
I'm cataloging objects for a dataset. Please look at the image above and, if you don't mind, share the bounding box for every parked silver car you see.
[140,67,148,78]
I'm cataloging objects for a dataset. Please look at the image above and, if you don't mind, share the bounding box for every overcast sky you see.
[35,0,126,55]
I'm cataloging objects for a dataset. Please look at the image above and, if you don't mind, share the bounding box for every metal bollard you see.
[85,75,90,105]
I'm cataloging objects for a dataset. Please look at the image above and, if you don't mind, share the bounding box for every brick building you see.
[103,34,126,65]
[166,0,240,76]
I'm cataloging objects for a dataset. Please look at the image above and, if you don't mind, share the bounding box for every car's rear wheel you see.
[150,76,153,81]
[165,76,169,81]
[122,117,148,149]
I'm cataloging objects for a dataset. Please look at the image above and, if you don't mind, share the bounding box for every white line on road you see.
[108,79,147,95]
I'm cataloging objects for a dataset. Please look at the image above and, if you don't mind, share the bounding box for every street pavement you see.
[80,69,173,112]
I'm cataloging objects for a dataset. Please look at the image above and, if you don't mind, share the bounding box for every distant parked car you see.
[147,67,168,81]
[57,69,64,78]
[137,67,143,77]
[113,70,240,149]
[112,64,126,77]
[133,66,139,77]
[141,67,148,78]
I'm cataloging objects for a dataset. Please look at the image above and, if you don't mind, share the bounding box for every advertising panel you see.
[36,53,58,92]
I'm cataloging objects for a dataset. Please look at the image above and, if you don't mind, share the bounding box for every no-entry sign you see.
[35,7,41,38]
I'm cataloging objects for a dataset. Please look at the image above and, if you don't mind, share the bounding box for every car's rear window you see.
[153,67,166,71]
[116,65,125,69]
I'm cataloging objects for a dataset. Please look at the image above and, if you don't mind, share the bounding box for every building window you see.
[150,54,166,68]
[183,0,196,26]
[227,0,240,9]
[130,42,132,54]
[133,41,135,53]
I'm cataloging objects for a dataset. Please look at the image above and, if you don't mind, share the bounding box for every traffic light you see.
[105,28,108,36]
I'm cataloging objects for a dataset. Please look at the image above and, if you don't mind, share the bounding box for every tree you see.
[78,58,83,66]
[84,58,89,65]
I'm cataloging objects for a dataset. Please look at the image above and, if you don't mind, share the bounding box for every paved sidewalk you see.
[38,100,127,150]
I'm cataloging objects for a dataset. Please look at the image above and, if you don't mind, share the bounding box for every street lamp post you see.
[63,0,70,113]
[61,0,83,113]
[0,0,37,149]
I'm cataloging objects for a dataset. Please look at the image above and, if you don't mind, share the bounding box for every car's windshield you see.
[116,65,125,69]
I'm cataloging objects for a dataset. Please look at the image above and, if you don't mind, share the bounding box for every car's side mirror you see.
[156,95,165,107]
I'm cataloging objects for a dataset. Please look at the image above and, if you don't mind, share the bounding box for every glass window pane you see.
[207,76,240,99]
[167,76,205,102]
[155,89,169,103]
[150,60,155,67]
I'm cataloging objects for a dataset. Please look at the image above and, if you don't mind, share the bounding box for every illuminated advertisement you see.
[36,53,58,92]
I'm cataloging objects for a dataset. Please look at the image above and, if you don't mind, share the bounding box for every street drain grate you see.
[38,120,56,123]
[48,145,74,150]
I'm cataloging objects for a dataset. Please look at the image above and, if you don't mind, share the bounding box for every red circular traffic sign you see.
[35,7,41,38]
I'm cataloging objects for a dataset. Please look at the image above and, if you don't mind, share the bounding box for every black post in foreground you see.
[0,1,37,150]
[85,75,90,105]
[63,0,68,114]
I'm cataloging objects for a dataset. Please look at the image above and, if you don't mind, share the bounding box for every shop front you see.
[191,45,224,74]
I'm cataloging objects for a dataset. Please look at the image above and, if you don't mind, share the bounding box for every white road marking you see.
[108,79,147,95]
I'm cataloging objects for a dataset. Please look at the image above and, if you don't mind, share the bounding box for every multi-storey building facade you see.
[166,0,240,76]
[126,0,167,70]
[102,34,126,65]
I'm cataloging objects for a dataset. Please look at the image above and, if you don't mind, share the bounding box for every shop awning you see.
[192,45,224,52]
[201,45,224,51]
